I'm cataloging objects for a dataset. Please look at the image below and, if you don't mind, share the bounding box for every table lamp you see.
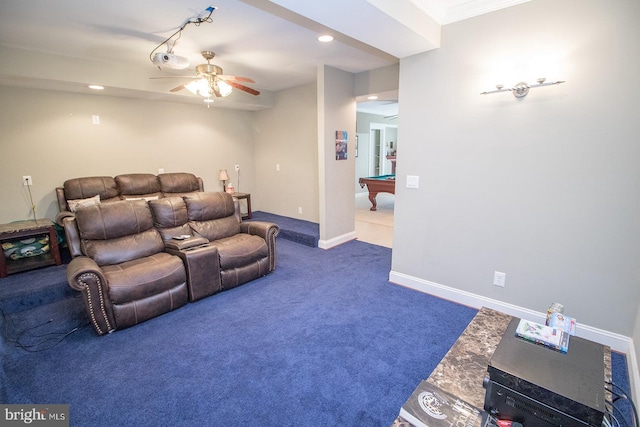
[218,169,230,192]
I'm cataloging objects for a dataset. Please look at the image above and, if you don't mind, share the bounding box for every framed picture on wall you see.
[335,130,348,160]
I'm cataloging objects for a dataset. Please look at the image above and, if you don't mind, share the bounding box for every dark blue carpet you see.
[0,238,633,426]
[249,211,319,247]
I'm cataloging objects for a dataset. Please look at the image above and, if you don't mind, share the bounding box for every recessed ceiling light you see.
[317,35,334,43]
[88,85,104,90]
[367,95,378,100]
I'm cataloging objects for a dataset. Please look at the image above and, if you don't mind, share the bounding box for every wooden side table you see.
[234,193,252,220]
[0,218,62,278]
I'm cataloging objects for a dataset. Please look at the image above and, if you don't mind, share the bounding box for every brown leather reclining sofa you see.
[55,172,204,226]
[56,173,279,335]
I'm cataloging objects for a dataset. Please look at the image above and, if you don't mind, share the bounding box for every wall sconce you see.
[481,78,565,98]
[218,169,230,192]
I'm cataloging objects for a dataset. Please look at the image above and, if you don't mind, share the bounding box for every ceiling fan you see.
[151,51,260,98]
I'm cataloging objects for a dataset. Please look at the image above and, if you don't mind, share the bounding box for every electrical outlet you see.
[234,164,240,172]
[23,175,33,186]
[298,207,303,214]
[493,271,506,287]
[276,164,280,172]
[158,168,165,174]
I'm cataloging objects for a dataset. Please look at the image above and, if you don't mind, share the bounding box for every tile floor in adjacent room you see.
[355,192,394,248]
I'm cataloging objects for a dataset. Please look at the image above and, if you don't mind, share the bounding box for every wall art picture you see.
[335,130,348,160]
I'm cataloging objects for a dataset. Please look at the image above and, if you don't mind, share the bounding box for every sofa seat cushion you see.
[190,216,242,242]
[102,252,186,305]
[112,283,188,330]
[208,234,268,270]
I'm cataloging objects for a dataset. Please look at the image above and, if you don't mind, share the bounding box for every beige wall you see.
[0,86,256,224]
[253,83,319,222]
[317,65,357,247]
[392,0,640,338]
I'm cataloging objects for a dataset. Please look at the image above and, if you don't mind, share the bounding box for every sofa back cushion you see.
[63,177,120,208]
[75,200,164,266]
[159,173,202,197]
[115,173,162,200]
[148,197,191,241]
[184,192,241,241]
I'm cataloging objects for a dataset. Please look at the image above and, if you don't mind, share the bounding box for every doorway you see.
[369,123,397,177]
[355,112,397,248]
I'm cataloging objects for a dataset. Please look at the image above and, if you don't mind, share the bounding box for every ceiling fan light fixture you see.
[185,78,213,97]
[153,50,258,102]
[216,80,233,97]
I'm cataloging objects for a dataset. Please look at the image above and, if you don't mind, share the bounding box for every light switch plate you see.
[406,175,419,189]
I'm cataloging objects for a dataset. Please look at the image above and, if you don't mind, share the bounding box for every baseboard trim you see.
[388,269,640,400]
[627,340,640,403]
[318,231,357,249]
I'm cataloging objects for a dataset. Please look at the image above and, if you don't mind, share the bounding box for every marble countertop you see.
[393,306,612,426]
[0,218,54,235]
[426,306,513,408]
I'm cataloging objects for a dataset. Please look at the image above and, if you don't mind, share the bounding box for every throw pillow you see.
[68,194,101,212]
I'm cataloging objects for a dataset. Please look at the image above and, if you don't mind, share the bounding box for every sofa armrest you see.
[165,243,222,301]
[56,187,68,213]
[66,256,115,335]
[55,210,74,227]
[240,221,279,240]
[240,221,280,271]
[233,198,241,223]
[164,236,209,251]
[61,216,83,258]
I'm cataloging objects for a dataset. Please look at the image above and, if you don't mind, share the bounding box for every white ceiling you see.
[0,0,529,112]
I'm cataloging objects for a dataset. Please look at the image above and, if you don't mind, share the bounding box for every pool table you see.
[358,174,395,211]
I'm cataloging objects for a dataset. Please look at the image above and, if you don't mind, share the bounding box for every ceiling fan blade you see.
[217,75,255,83]
[170,84,187,92]
[226,80,260,96]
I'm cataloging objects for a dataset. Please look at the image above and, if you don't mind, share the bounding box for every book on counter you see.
[547,312,576,336]
[515,318,570,353]
[399,380,483,427]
